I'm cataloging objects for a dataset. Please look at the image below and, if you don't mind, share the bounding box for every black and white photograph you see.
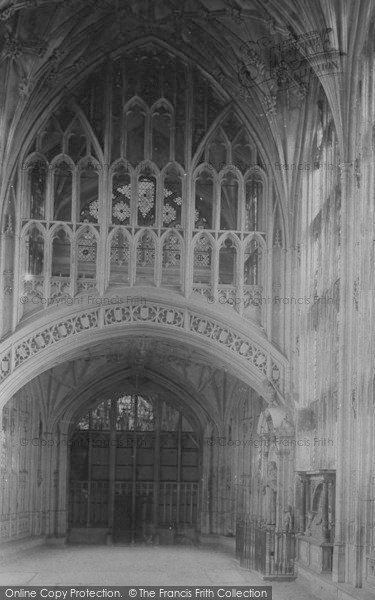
[0,1,373,599]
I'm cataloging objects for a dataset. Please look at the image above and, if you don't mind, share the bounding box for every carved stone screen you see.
[69,394,200,543]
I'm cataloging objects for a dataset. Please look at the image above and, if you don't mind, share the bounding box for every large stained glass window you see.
[19,48,272,313]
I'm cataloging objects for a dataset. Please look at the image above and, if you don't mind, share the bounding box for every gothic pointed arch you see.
[160,229,183,289]
[51,156,74,222]
[134,228,158,285]
[193,164,216,230]
[135,161,159,227]
[64,117,89,163]
[110,161,133,226]
[206,127,230,172]
[161,162,184,229]
[124,97,148,165]
[218,167,242,231]
[50,225,73,279]
[37,116,63,162]
[218,233,239,287]
[243,234,265,287]
[150,98,174,168]
[78,157,101,224]
[76,225,99,290]
[108,226,131,286]
[244,167,267,233]
[192,232,214,286]
[23,155,48,220]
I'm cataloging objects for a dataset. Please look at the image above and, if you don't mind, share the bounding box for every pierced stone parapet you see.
[0,302,286,398]
[0,350,11,383]
[14,310,99,368]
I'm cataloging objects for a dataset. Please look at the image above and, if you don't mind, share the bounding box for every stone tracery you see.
[14,45,276,323]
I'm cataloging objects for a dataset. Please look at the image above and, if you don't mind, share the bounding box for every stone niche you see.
[295,470,335,574]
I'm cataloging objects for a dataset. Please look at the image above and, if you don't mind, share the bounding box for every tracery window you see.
[17,47,275,320]
[219,238,236,285]
[136,231,156,284]
[163,166,183,228]
[52,229,71,277]
[76,395,192,433]
[117,396,154,431]
[126,104,146,165]
[66,118,87,162]
[25,226,44,276]
[162,232,182,287]
[77,227,97,279]
[193,235,212,284]
[151,103,172,168]
[220,170,239,230]
[244,239,262,285]
[245,174,263,231]
[207,129,228,172]
[111,166,131,226]
[28,160,47,220]
[194,169,214,229]
[110,229,130,284]
[39,117,62,161]
[137,170,156,227]
[53,161,72,221]
[232,129,256,173]
[79,161,99,223]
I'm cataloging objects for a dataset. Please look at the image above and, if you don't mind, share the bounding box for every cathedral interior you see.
[0,0,374,596]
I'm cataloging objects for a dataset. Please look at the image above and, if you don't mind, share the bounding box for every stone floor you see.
[0,543,322,599]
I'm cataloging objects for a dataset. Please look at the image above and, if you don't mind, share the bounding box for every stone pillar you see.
[332,162,354,583]
[56,423,69,538]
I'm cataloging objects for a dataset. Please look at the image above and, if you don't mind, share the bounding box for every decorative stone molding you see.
[0,351,11,383]
[193,285,264,316]
[0,302,286,399]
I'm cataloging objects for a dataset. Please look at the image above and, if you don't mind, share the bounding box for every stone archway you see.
[0,328,269,545]
[0,297,287,408]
